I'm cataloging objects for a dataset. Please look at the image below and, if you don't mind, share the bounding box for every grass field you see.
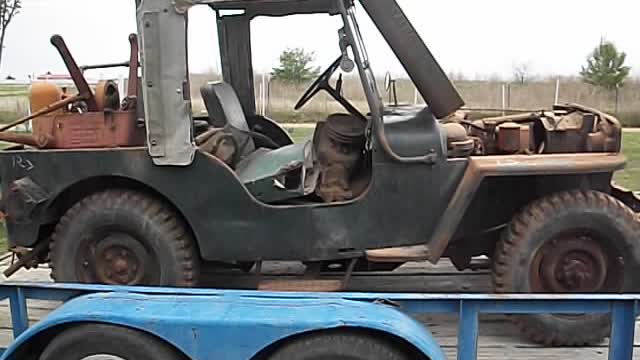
[614,132,640,190]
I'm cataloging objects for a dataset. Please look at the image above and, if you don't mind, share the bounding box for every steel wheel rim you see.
[529,230,624,294]
[77,229,158,285]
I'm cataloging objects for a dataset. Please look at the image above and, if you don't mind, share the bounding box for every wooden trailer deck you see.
[0,255,637,359]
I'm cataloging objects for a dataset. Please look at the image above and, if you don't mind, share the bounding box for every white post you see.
[258,84,264,116]
[262,73,268,116]
[118,74,126,100]
[501,83,507,116]
[554,77,561,105]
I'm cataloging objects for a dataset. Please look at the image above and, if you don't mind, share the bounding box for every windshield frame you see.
[336,1,384,133]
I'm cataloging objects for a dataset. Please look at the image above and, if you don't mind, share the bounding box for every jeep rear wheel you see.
[493,190,640,345]
[50,190,199,287]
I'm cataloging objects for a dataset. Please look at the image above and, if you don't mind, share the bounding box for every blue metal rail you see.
[0,282,637,360]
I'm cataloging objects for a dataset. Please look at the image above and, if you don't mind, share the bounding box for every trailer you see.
[0,282,635,360]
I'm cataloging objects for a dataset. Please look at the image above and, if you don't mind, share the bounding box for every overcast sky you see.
[4,0,639,81]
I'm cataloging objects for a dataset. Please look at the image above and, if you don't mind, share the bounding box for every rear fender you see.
[612,183,640,212]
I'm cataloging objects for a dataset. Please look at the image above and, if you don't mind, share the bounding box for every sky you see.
[4,0,639,81]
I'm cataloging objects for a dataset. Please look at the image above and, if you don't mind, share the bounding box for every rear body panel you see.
[0,146,466,261]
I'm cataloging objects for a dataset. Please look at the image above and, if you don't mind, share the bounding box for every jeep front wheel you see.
[50,190,199,287]
[493,190,640,345]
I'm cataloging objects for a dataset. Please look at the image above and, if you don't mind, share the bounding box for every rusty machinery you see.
[0,34,144,150]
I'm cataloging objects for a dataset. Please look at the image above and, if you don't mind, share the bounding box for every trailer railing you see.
[0,283,637,360]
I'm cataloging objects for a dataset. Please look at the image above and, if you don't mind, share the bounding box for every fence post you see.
[501,84,506,116]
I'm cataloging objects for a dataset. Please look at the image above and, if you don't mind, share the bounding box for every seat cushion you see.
[200,82,255,159]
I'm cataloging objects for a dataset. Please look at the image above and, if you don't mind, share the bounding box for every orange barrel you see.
[29,82,63,113]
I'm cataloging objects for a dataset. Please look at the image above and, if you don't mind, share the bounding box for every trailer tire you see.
[50,189,199,287]
[269,331,411,360]
[39,323,183,360]
[493,190,640,346]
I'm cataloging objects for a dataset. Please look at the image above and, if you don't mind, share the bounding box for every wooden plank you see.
[258,279,343,292]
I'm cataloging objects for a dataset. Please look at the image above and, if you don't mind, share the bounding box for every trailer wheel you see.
[493,190,640,345]
[39,323,183,360]
[269,331,411,360]
[50,190,199,287]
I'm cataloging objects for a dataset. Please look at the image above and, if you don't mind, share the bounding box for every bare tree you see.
[513,63,530,84]
[0,0,20,69]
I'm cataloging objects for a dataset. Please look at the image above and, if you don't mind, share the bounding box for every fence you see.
[193,75,640,125]
[3,77,639,126]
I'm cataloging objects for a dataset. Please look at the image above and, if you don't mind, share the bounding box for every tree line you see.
[273,40,633,99]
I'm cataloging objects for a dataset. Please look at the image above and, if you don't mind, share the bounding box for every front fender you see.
[1,291,445,360]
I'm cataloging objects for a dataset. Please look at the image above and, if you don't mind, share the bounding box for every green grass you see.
[0,85,28,98]
[0,111,19,124]
[287,128,640,191]
[615,132,640,191]
[287,127,315,143]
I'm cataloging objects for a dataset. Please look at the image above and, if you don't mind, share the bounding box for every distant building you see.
[35,72,98,86]
[36,72,72,82]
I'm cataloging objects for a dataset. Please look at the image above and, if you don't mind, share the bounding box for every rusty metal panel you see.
[32,112,145,149]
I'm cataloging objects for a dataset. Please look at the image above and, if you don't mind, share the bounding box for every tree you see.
[271,48,320,83]
[512,62,530,84]
[580,40,630,90]
[0,0,20,69]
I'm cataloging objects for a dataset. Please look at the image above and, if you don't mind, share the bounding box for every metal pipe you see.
[80,61,131,72]
[0,132,50,148]
[0,94,83,133]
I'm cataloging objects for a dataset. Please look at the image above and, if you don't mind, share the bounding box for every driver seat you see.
[200,81,319,203]
[200,82,256,162]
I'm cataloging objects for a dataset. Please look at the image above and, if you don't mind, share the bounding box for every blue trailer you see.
[0,283,636,360]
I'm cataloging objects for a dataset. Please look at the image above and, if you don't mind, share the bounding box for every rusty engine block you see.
[446,104,621,157]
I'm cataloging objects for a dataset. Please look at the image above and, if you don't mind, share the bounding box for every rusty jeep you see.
[0,0,638,345]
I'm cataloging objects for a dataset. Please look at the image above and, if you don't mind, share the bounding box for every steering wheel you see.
[294,56,366,121]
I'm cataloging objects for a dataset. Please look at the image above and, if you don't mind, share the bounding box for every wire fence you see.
[3,76,639,126]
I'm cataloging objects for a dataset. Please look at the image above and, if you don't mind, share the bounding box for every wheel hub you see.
[533,236,611,293]
[93,234,148,285]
